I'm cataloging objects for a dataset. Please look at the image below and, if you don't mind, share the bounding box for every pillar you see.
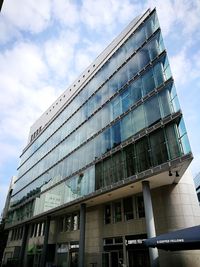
[142,181,159,267]
[78,203,86,267]
[40,216,51,267]
[18,224,29,267]
[122,236,127,266]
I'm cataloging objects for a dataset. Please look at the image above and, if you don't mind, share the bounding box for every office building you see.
[2,8,200,267]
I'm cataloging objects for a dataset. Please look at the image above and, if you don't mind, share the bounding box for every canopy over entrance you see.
[144,225,200,251]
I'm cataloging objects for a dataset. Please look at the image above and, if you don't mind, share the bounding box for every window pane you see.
[149,129,168,166]
[178,118,191,154]
[111,121,121,148]
[124,144,136,177]
[102,128,111,154]
[112,151,124,183]
[159,88,171,117]
[111,97,121,120]
[165,124,181,159]
[138,47,150,69]
[124,197,134,220]
[125,34,137,59]
[142,68,156,95]
[103,157,112,187]
[137,196,145,218]
[132,105,146,134]
[128,54,140,79]
[135,137,150,172]
[65,215,71,231]
[95,161,103,190]
[130,78,142,103]
[118,64,128,88]
[105,204,111,224]
[121,88,132,113]
[145,95,161,126]
[135,27,146,48]
[121,113,133,141]
[153,62,164,87]
[114,201,122,222]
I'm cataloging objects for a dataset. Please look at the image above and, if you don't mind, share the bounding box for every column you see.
[18,224,29,267]
[40,216,51,267]
[142,181,159,267]
[122,236,127,267]
[78,203,86,267]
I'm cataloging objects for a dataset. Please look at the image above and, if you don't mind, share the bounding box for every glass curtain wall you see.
[9,10,191,223]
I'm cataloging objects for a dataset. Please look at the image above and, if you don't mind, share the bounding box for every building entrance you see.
[70,251,78,267]
[128,249,150,267]
[102,251,122,267]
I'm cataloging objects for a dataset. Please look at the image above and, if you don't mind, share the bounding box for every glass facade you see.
[8,10,191,225]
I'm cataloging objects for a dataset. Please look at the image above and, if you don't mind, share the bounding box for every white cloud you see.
[52,0,79,27]
[80,0,142,32]
[74,50,93,74]
[170,49,191,86]
[3,0,52,34]
[0,42,47,87]
[173,0,200,36]
[0,17,21,44]
[44,30,79,79]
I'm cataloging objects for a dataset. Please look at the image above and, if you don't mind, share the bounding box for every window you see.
[102,128,111,154]
[65,215,71,231]
[121,88,132,113]
[111,121,121,148]
[165,124,181,160]
[112,151,124,183]
[124,197,134,220]
[113,201,122,222]
[72,213,79,230]
[118,64,128,88]
[132,105,146,134]
[130,78,142,103]
[178,118,191,155]
[159,87,171,117]
[105,204,112,224]
[104,238,113,245]
[115,237,123,244]
[136,196,145,218]
[59,217,65,232]
[124,144,136,177]
[149,129,168,166]
[128,54,139,79]
[142,68,155,95]
[135,137,151,172]
[111,97,121,120]
[121,113,133,141]
[144,95,161,126]
[138,47,150,69]
[148,34,160,60]
[153,62,164,87]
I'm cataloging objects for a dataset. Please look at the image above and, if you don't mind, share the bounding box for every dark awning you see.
[144,225,200,251]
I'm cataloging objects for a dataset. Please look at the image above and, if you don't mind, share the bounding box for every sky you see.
[0,0,200,214]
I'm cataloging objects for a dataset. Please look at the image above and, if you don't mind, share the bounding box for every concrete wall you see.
[152,169,200,267]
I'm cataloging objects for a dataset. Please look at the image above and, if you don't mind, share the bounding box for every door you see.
[110,251,119,267]
[102,251,121,267]
[128,249,150,267]
[70,251,78,267]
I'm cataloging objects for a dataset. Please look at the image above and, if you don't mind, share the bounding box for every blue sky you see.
[0,0,200,214]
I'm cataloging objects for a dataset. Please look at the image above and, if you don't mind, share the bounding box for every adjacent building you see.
[2,8,200,267]
[194,172,200,203]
